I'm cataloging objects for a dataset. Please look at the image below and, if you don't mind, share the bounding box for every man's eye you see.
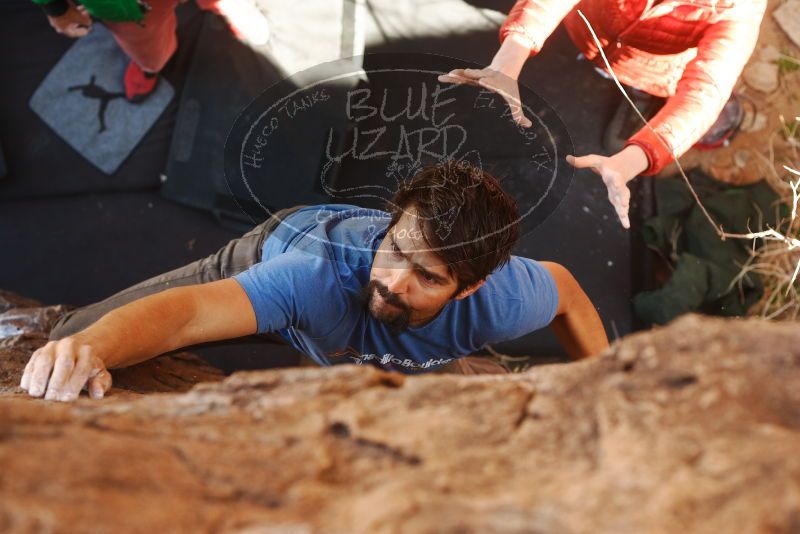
[419,271,437,285]
[391,242,402,257]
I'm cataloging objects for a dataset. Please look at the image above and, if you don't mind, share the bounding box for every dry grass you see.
[735,124,800,319]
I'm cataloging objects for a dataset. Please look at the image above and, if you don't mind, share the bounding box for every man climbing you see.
[34,0,269,102]
[20,162,609,402]
[439,0,766,229]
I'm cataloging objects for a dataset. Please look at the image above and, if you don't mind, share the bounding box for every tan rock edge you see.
[1,294,799,533]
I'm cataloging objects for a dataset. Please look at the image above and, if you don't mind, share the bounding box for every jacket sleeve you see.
[626,1,766,176]
[499,0,582,54]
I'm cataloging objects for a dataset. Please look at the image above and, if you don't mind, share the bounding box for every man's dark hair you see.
[386,161,520,292]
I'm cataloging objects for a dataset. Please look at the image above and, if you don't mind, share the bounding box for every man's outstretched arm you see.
[541,262,609,360]
[19,279,257,401]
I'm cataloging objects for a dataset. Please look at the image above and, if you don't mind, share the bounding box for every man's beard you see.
[361,280,412,334]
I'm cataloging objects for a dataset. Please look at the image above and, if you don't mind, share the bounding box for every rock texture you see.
[1,295,800,533]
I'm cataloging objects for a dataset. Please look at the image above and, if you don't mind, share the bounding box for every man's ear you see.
[454,279,485,300]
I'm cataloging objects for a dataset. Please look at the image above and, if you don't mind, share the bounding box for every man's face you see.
[366,208,467,330]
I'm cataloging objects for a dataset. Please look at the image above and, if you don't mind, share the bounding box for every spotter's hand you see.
[20,337,112,402]
[47,3,92,38]
[438,68,532,128]
[566,146,649,230]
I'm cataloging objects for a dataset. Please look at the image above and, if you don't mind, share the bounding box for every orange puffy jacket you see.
[500,0,766,175]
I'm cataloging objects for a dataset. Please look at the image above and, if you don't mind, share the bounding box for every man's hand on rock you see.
[566,145,650,229]
[47,3,92,38]
[20,337,112,402]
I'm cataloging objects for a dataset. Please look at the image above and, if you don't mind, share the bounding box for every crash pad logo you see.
[326,346,455,370]
[68,74,126,134]
[224,53,573,255]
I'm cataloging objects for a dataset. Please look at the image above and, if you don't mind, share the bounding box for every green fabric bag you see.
[32,0,144,23]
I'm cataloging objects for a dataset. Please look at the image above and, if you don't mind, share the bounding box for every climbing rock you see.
[1,298,800,532]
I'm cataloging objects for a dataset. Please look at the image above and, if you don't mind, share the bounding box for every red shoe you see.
[124,61,159,103]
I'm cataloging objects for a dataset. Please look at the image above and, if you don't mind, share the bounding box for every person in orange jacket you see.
[440,0,767,229]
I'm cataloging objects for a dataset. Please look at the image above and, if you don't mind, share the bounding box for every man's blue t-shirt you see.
[233,204,558,373]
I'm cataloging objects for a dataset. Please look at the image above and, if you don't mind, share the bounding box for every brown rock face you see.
[1,295,800,533]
